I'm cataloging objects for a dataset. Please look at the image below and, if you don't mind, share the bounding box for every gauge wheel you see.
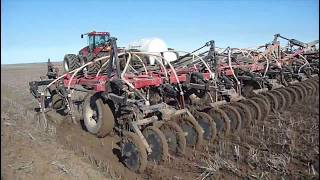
[83,94,115,137]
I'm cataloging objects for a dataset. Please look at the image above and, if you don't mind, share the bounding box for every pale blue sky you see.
[1,0,319,64]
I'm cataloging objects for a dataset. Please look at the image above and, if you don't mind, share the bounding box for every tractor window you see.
[95,35,108,47]
[88,35,95,51]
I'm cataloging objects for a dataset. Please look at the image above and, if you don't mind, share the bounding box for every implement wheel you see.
[143,126,168,163]
[121,132,147,173]
[63,54,81,73]
[51,93,64,109]
[159,121,186,156]
[83,94,115,137]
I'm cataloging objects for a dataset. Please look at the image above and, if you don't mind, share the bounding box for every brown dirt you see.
[1,63,319,179]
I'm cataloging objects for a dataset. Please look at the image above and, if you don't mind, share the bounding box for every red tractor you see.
[63,31,114,74]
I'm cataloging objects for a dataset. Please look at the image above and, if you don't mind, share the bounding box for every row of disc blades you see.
[120,76,319,173]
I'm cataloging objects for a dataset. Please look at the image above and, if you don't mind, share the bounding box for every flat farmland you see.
[1,63,319,180]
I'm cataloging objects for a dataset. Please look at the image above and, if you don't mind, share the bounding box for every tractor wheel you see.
[220,105,242,134]
[230,102,252,129]
[142,126,168,163]
[87,63,101,74]
[195,111,217,144]
[176,115,203,149]
[51,92,64,110]
[251,97,270,121]
[95,52,111,74]
[261,92,279,111]
[159,121,186,156]
[285,87,299,105]
[83,94,115,137]
[121,131,147,173]
[270,90,286,112]
[63,54,81,73]
[98,60,109,73]
[207,108,231,137]
[240,99,261,125]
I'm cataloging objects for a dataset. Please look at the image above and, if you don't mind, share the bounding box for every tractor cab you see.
[79,31,111,57]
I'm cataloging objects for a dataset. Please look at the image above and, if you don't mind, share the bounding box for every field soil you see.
[1,63,319,180]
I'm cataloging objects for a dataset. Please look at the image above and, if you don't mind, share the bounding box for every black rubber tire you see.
[51,92,64,109]
[159,121,186,156]
[176,115,203,149]
[96,52,111,74]
[87,63,101,74]
[219,105,242,134]
[230,102,252,129]
[121,131,147,173]
[83,94,115,137]
[63,54,81,73]
[207,107,231,137]
[143,126,169,162]
[251,97,270,121]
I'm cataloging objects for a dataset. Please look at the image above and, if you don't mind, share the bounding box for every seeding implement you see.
[29,32,319,173]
